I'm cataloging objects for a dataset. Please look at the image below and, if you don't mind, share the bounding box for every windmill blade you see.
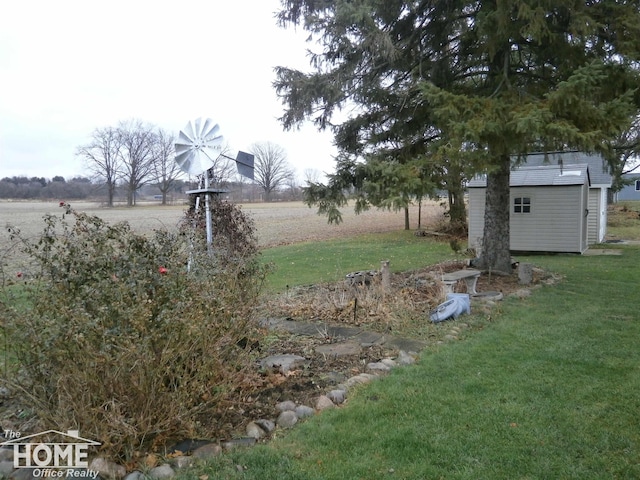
[193,118,203,139]
[176,128,195,148]
[176,149,210,176]
[202,130,223,150]
[200,119,219,139]
[174,118,225,175]
[179,120,197,143]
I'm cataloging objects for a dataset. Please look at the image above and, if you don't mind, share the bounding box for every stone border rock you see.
[245,349,418,440]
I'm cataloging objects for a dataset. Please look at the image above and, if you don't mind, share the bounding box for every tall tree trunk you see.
[128,182,137,206]
[404,206,410,230]
[107,182,115,208]
[475,154,512,273]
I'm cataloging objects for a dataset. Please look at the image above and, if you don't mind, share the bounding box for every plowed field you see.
[0,200,445,274]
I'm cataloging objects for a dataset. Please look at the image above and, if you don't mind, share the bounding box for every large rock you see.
[260,355,308,374]
[518,262,534,284]
[326,389,346,405]
[90,457,126,480]
[275,400,297,412]
[396,350,416,366]
[345,373,377,388]
[254,419,276,433]
[276,411,298,428]
[246,421,266,439]
[149,464,175,480]
[294,405,315,419]
[366,361,391,373]
[315,342,361,357]
[315,395,335,411]
[192,443,223,459]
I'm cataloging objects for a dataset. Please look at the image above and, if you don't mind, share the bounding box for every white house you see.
[616,172,640,201]
[468,164,591,254]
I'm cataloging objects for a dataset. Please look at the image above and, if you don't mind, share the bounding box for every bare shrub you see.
[1,203,266,462]
[261,268,448,335]
[184,196,260,268]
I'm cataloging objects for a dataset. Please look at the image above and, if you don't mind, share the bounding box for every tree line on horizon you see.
[75,119,300,207]
[0,174,307,204]
[0,120,305,205]
[0,175,188,202]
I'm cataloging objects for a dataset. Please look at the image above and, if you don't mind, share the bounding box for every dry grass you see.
[258,260,477,339]
[606,202,640,241]
[0,200,446,276]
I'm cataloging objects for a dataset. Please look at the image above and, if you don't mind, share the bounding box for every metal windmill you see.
[175,118,255,247]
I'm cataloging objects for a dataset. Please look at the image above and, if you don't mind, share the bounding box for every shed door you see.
[581,184,589,252]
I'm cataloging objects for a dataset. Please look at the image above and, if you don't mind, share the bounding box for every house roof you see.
[622,172,640,180]
[516,151,612,186]
[469,164,590,188]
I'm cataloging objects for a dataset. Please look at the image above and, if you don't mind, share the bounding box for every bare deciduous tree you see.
[152,128,183,205]
[117,119,158,206]
[76,127,122,207]
[303,168,322,185]
[250,141,295,201]
[205,145,237,189]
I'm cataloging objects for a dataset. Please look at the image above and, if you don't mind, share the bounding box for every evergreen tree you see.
[275,0,640,272]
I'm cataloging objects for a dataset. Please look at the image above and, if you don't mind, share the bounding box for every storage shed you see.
[519,152,611,244]
[468,164,591,254]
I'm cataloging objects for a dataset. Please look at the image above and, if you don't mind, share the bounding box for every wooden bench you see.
[441,269,481,294]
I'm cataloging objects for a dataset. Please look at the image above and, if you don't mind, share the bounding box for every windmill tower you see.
[174,118,254,246]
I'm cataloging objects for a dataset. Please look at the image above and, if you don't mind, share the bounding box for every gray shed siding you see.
[519,152,611,243]
[468,188,486,251]
[468,164,590,254]
[469,186,588,253]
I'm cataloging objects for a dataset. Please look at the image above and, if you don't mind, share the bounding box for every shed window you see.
[635,180,640,191]
[514,197,531,214]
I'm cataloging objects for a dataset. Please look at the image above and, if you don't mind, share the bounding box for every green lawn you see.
[259,230,454,292]
[180,243,640,479]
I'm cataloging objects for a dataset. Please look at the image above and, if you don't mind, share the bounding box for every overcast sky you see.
[0,0,337,181]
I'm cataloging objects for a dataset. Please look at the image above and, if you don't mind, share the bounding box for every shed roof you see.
[622,172,640,180]
[516,151,611,186]
[468,164,590,188]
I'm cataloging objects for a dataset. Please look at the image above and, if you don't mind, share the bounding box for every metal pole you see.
[204,174,213,246]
